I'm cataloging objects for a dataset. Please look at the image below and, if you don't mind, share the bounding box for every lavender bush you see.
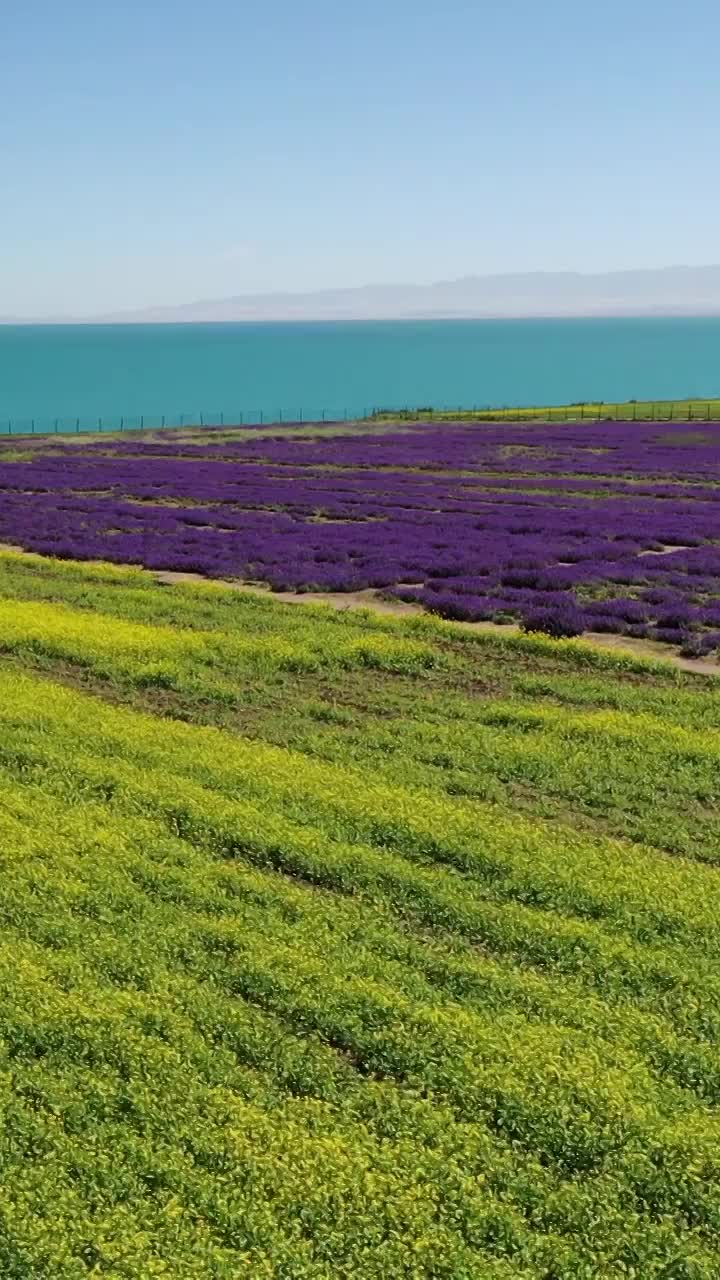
[0,418,719,651]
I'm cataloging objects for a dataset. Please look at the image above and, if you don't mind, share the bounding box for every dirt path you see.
[579,630,720,677]
[1,543,717,677]
[154,571,720,676]
[637,544,694,557]
[154,572,426,618]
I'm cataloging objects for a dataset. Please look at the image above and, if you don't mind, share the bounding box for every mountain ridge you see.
[7,265,720,324]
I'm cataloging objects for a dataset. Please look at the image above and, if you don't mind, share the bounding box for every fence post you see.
[98,417,102,431]
[31,419,35,433]
[141,415,144,430]
[161,415,165,428]
[687,402,692,421]
[54,418,58,433]
[76,418,80,432]
[120,417,124,431]
[260,411,263,424]
[199,413,204,427]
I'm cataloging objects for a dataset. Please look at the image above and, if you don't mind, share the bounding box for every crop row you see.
[0,419,718,651]
[1,666,720,1275]
[0,557,719,1273]
[0,551,717,864]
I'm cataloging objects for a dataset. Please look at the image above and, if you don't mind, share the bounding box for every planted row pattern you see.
[0,419,719,649]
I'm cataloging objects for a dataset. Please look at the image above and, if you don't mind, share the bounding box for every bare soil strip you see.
[153,571,720,676]
[637,544,694,557]
[0,543,716,676]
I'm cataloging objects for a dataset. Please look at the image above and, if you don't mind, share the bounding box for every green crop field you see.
[1,548,720,1277]
[372,398,720,423]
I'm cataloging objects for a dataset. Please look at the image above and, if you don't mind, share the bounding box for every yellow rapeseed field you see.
[0,549,718,1277]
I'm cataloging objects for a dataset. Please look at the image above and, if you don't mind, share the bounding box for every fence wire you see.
[2,401,720,437]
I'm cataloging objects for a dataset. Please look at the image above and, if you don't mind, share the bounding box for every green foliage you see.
[0,550,718,1275]
[370,398,720,423]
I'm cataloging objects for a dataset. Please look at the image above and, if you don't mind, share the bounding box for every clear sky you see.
[3,0,719,316]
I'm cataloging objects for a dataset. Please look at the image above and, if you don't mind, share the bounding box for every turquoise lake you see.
[1,316,720,430]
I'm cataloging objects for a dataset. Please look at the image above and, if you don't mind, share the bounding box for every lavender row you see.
[39,418,720,479]
[1,420,719,651]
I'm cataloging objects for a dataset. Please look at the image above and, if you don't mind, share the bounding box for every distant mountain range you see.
[8,266,720,324]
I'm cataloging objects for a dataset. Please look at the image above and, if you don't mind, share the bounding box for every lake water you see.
[1,316,720,430]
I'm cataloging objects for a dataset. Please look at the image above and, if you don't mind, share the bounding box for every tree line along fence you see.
[3,400,720,437]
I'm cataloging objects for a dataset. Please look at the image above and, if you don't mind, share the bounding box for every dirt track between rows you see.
[0,543,716,677]
[153,570,720,677]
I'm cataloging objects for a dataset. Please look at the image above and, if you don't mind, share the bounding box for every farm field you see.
[0,418,719,659]
[372,398,720,423]
[0,547,720,1276]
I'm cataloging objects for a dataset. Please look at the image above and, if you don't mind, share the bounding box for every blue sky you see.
[3,0,719,315]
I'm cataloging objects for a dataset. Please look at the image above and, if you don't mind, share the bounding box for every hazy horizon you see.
[5,1,720,318]
[6,265,720,326]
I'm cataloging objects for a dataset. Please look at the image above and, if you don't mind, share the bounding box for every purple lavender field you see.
[3,418,720,655]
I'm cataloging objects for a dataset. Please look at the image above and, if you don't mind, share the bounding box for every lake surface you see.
[1,316,720,430]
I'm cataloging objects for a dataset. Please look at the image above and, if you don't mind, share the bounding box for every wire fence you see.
[2,400,720,437]
[375,401,720,424]
[0,408,360,437]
